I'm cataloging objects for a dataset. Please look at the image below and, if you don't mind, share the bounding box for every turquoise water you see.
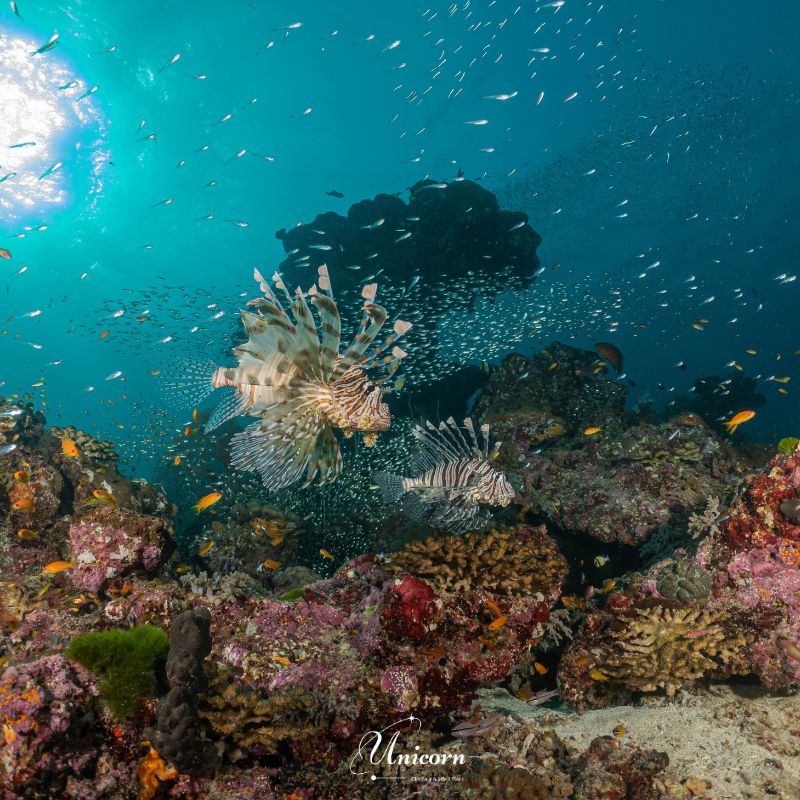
[2,0,799,502]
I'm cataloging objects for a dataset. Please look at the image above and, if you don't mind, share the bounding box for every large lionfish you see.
[373,417,515,533]
[177,265,412,491]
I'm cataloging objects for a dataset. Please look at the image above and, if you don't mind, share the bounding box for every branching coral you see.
[65,625,169,718]
[385,525,566,601]
[590,601,747,695]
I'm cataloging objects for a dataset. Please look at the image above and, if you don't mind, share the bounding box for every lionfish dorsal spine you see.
[463,417,484,460]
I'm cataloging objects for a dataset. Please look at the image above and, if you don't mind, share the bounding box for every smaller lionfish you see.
[373,417,515,533]
[172,265,411,491]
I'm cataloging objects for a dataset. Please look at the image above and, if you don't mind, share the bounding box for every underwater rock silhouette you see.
[275,178,541,312]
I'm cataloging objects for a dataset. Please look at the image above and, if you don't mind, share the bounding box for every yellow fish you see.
[13,470,29,483]
[589,668,608,682]
[198,540,215,557]
[262,559,281,570]
[319,548,334,560]
[12,498,35,512]
[593,554,610,568]
[583,427,602,436]
[533,662,548,675]
[745,349,757,355]
[173,456,182,466]
[61,438,79,457]
[724,410,755,434]
[774,376,791,383]
[193,492,222,513]
[16,528,37,539]
[272,656,292,667]
[175,564,192,574]
[691,323,704,331]
[779,388,789,395]
[92,489,119,508]
[42,561,75,575]
[612,723,626,738]
[488,615,508,630]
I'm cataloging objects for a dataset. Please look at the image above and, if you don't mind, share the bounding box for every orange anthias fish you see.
[42,561,75,575]
[583,427,603,436]
[724,410,756,434]
[61,438,79,457]
[319,548,334,559]
[12,498,35,511]
[17,528,37,539]
[193,492,222,513]
[198,540,215,556]
[92,489,119,508]
[488,615,508,630]
[13,470,29,483]
[262,559,280,570]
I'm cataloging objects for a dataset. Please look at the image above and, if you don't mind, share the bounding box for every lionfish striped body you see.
[176,265,411,491]
[373,417,514,533]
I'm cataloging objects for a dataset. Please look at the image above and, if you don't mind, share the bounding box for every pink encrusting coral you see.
[69,507,171,593]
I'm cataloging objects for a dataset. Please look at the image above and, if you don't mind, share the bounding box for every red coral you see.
[382,576,441,642]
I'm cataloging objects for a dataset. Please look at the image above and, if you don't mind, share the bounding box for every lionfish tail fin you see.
[373,471,406,504]
[161,357,219,408]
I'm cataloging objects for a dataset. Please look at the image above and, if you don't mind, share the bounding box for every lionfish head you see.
[331,367,391,434]
[477,468,516,507]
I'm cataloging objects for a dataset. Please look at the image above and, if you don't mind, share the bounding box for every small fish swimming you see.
[724,410,756,435]
[373,417,514,534]
[193,492,222,513]
[31,33,59,56]
[168,266,411,491]
[61,438,79,457]
[42,561,74,575]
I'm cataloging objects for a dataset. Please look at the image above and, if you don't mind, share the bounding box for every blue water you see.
[2,0,799,488]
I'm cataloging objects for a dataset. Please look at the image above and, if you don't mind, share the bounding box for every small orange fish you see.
[193,492,221,513]
[589,668,608,682]
[534,662,548,675]
[420,646,446,663]
[112,726,123,738]
[42,561,75,575]
[0,248,11,260]
[13,470,29,483]
[583,427,602,436]
[12,498,35,511]
[98,330,109,340]
[192,408,199,422]
[319,548,334,560]
[92,489,118,508]
[485,599,502,617]
[16,528,37,539]
[262,559,280,570]
[198,540,215,557]
[612,723,626,738]
[173,456,182,466]
[61,438,79,457]
[600,579,617,594]
[272,656,291,667]
[488,615,508,630]
[724,410,755,434]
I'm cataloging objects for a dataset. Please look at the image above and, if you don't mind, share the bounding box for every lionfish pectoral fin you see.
[161,357,220,408]
[304,426,342,487]
[204,388,246,433]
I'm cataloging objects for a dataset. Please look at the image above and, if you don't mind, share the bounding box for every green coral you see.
[65,625,169,718]
[777,437,799,454]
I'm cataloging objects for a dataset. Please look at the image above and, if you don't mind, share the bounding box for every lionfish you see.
[373,417,515,533]
[175,265,412,491]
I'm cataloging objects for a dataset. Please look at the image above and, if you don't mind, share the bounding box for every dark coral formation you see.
[145,607,216,777]
[276,178,541,312]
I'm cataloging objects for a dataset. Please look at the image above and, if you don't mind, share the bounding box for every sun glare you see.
[0,31,103,223]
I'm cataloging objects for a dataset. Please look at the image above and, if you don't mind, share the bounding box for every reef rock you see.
[69,506,172,593]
